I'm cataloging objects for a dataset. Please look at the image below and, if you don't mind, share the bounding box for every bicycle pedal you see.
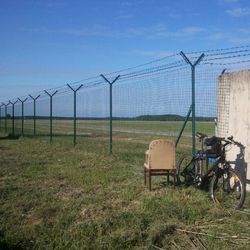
[194,176,202,187]
[196,182,202,187]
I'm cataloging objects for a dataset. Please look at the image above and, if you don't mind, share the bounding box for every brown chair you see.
[144,139,176,191]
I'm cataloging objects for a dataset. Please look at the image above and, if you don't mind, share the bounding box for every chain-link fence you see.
[1,45,250,153]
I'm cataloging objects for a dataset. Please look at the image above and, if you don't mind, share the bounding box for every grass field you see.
[3,119,215,142]
[0,126,250,250]
[3,119,215,152]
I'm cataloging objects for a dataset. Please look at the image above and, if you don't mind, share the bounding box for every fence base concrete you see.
[217,70,250,191]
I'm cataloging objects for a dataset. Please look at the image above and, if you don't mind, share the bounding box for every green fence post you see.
[3,103,7,133]
[0,104,3,131]
[175,105,192,148]
[18,98,28,136]
[6,102,11,133]
[8,100,18,135]
[44,90,58,143]
[100,74,120,154]
[180,52,205,156]
[29,94,40,136]
[67,84,83,146]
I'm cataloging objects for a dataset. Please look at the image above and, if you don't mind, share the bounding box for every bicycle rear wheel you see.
[177,154,196,185]
[210,167,246,209]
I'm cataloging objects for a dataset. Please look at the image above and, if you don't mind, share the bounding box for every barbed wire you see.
[2,45,250,103]
[185,44,250,55]
[203,53,250,62]
[120,60,185,78]
[203,59,250,66]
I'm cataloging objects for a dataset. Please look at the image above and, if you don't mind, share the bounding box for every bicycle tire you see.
[210,167,246,209]
[177,154,196,185]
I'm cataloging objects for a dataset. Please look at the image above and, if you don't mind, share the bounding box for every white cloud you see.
[181,26,205,35]
[121,1,133,7]
[218,0,240,4]
[120,0,144,7]
[223,0,240,3]
[207,28,250,45]
[46,1,66,7]
[22,24,206,40]
[226,7,250,17]
[127,25,205,39]
[238,28,250,35]
[116,14,134,20]
[208,32,227,40]
[29,0,66,8]
[130,50,173,58]
[167,13,181,19]
[230,37,250,43]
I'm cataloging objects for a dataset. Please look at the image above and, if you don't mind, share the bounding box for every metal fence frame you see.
[1,45,250,154]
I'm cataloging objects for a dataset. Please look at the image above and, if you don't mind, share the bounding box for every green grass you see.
[3,119,215,137]
[0,132,249,249]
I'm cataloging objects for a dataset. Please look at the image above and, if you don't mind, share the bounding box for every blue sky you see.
[1,0,250,101]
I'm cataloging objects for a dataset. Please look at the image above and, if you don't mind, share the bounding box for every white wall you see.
[217,70,250,191]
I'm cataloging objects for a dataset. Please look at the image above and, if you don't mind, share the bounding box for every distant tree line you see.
[3,114,214,122]
[135,114,215,121]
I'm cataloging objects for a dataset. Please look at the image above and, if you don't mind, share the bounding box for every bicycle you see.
[176,132,246,209]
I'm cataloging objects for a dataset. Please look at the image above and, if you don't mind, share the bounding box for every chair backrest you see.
[148,139,175,169]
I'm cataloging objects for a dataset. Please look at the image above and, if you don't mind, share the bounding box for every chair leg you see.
[144,168,147,185]
[173,175,176,189]
[167,174,169,185]
[149,171,151,191]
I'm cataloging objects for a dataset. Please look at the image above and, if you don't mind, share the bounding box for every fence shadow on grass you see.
[23,133,104,139]
[0,134,20,140]
[0,230,33,250]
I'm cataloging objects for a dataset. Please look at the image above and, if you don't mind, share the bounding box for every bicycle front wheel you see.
[210,167,246,209]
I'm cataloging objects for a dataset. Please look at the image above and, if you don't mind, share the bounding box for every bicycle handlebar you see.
[216,136,244,149]
[196,132,244,148]
[223,136,244,148]
[196,132,208,139]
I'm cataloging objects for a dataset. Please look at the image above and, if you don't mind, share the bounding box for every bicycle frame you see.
[182,139,230,186]
[201,157,224,183]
